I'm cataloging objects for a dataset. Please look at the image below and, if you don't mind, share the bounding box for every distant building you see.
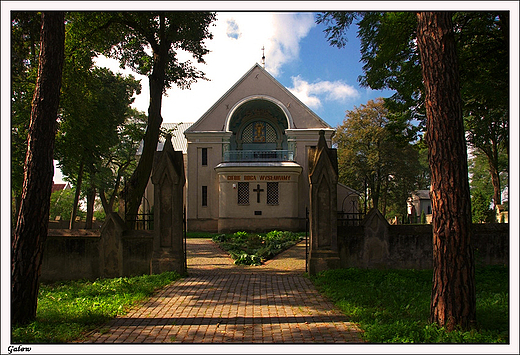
[408,190,432,224]
[139,63,358,233]
[496,204,508,223]
[51,182,71,194]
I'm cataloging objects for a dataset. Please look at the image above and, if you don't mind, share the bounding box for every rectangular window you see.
[267,182,279,205]
[237,182,249,205]
[201,148,207,166]
[201,186,207,206]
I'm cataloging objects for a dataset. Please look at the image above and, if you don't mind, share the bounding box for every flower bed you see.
[212,230,304,265]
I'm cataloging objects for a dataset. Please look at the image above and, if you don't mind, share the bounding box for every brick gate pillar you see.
[151,134,186,275]
[308,130,341,275]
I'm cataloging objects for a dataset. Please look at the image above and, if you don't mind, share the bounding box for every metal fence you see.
[337,212,365,227]
[126,213,154,230]
[223,150,294,162]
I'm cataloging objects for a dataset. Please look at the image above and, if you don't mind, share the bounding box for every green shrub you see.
[233,231,249,238]
[420,210,426,224]
[212,230,303,265]
[212,234,228,243]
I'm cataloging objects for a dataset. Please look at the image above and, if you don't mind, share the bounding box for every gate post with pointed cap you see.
[307,130,341,275]
[151,134,186,275]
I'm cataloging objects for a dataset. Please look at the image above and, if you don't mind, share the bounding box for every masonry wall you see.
[41,219,508,282]
[41,230,101,283]
[41,229,154,283]
[337,223,509,269]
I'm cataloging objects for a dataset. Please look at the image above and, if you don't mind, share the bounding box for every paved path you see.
[83,238,364,343]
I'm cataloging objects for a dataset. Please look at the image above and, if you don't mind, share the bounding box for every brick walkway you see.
[83,238,364,344]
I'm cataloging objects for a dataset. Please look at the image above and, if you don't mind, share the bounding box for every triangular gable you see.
[338,183,361,197]
[186,63,331,133]
[152,134,185,187]
[309,130,338,182]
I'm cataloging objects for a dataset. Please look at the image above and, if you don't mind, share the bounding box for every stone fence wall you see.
[41,209,508,282]
[41,135,186,283]
[337,209,509,270]
[41,214,154,283]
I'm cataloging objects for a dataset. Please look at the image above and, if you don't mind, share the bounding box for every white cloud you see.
[94,13,317,123]
[288,75,360,110]
[266,12,315,76]
[226,19,241,39]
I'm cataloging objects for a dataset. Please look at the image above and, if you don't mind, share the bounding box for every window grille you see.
[238,182,249,205]
[266,182,279,205]
[241,121,277,143]
[265,124,277,142]
[242,124,254,143]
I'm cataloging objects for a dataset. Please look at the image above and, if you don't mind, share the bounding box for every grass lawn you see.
[311,265,509,343]
[11,271,181,343]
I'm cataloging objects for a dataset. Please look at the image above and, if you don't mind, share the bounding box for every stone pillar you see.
[99,212,126,278]
[151,134,186,275]
[362,208,390,268]
[308,130,341,275]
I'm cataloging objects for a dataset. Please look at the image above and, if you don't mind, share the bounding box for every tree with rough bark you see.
[317,10,481,330]
[317,11,509,215]
[456,12,509,210]
[416,11,476,331]
[11,12,65,325]
[11,12,42,223]
[70,12,216,228]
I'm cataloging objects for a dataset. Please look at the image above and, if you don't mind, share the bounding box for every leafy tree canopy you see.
[317,11,509,208]
[67,12,216,91]
[334,98,429,217]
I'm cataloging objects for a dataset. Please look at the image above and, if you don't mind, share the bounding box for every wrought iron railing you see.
[223,150,294,162]
[337,212,365,227]
[126,213,154,230]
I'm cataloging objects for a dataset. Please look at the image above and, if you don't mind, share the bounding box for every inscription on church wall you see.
[226,175,291,181]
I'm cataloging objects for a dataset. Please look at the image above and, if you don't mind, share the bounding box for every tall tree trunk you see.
[99,164,125,214]
[416,12,476,331]
[85,185,96,229]
[13,193,21,227]
[99,187,111,215]
[69,159,84,229]
[122,29,170,229]
[488,155,502,209]
[11,12,65,325]
[484,141,502,210]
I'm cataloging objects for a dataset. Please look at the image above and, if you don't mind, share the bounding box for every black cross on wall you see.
[253,184,264,203]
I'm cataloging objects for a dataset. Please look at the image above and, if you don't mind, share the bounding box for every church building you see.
[142,63,359,233]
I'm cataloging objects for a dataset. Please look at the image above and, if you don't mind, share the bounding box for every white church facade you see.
[142,63,359,233]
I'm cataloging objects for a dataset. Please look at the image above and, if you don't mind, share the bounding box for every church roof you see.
[412,190,431,200]
[136,122,192,155]
[186,63,332,133]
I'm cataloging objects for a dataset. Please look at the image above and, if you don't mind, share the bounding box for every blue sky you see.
[275,16,395,127]
[94,11,394,129]
[2,2,518,186]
